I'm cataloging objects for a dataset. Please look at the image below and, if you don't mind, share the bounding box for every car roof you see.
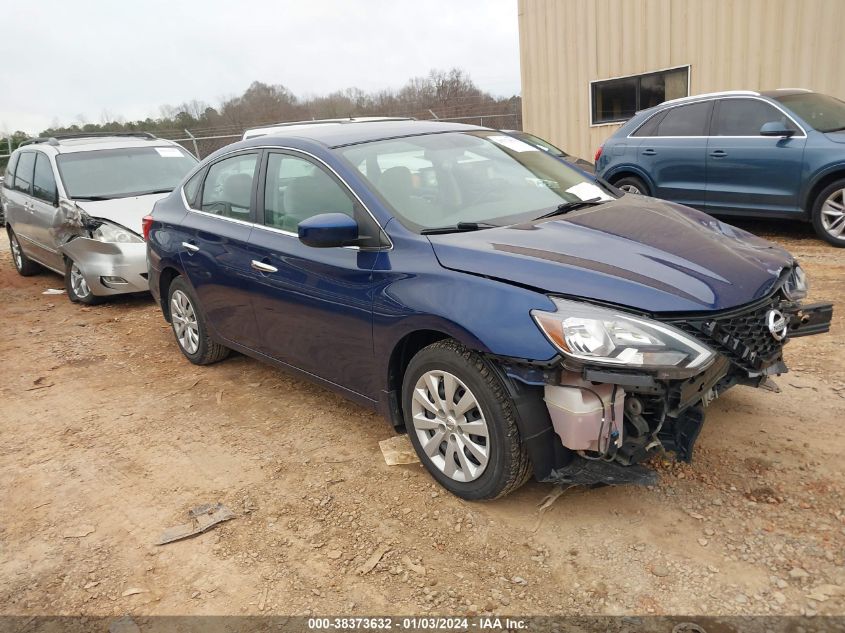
[240,119,488,149]
[242,117,414,139]
[16,133,186,155]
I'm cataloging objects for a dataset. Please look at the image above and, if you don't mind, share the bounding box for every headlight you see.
[531,298,715,375]
[782,264,808,301]
[91,221,143,244]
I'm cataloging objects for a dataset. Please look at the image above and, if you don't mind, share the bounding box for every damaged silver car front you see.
[53,198,148,297]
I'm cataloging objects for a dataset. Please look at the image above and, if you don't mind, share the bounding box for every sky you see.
[0,0,521,135]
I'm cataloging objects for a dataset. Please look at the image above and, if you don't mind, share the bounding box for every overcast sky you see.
[1,0,520,135]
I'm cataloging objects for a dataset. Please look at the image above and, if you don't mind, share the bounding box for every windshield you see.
[515,132,569,158]
[774,92,845,133]
[339,131,612,231]
[56,146,198,199]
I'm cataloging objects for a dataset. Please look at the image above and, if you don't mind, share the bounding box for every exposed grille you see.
[667,298,785,373]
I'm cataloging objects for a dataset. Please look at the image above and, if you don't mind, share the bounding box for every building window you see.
[591,66,689,125]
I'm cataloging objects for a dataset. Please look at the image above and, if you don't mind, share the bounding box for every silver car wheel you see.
[410,370,490,483]
[619,184,642,194]
[10,233,23,270]
[70,262,91,298]
[821,188,845,238]
[170,289,200,355]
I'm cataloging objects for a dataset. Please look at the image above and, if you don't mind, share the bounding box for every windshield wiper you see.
[72,195,119,201]
[534,197,606,221]
[138,188,173,195]
[420,222,499,235]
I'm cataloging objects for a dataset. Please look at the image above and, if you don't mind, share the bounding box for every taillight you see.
[594,145,603,163]
[142,215,154,241]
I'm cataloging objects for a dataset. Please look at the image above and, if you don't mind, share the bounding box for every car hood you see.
[74,193,169,234]
[427,196,793,313]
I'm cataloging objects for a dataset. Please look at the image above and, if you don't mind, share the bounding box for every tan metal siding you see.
[519,0,845,162]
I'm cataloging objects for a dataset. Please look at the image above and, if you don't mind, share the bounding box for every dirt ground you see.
[0,218,843,620]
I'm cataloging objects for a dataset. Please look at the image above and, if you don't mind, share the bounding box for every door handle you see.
[642,148,657,156]
[182,241,200,253]
[709,150,727,158]
[251,260,278,274]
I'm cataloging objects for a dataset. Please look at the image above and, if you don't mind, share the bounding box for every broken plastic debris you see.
[379,435,419,466]
[42,288,66,295]
[154,502,236,545]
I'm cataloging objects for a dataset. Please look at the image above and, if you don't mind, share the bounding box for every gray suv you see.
[2,133,197,303]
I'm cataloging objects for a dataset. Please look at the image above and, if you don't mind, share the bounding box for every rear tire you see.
[65,258,104,305]
[811,179,845,247]
[167,276,230,365]
[613,175,649,196]
[8,227,41,276]
[402,339,532,500]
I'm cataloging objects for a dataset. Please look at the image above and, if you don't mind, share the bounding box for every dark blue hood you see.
[427,196,793,313]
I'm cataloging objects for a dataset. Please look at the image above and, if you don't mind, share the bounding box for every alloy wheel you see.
[10,233,22,270]
[170,289,200,354]
[619,184,642,194]
[821,188,845,239]
[410,370,490,483]
[70,262,91,299]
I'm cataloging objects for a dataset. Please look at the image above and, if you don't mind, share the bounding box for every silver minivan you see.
[2,133,197,304]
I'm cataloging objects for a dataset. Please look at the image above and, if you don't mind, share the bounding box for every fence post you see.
[183,129,200,159]
[7,137,11,155]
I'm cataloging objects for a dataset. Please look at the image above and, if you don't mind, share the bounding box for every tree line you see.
[7,68,519,146]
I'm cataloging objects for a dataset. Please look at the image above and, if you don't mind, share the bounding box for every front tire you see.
[613,175,649,196]
[167,276,230,365]
[402,339,531,500]
[8,228,41,276]
[65,258,104,305]
[811,179,845,247]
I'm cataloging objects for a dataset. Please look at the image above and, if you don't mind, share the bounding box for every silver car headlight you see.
[782,264,808,301]
[531,298,715,375]
[91,221,143,244]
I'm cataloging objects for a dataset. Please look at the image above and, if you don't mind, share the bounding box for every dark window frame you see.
[590,65,690,125]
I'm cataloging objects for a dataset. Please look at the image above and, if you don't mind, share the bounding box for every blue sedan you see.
[145,120,832,499]
[595,89,845,247]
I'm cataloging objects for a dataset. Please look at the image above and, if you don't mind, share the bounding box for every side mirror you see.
[760,121,796,137]
[298,213,359,248]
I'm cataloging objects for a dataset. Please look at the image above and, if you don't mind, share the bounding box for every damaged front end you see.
[498,266,834,488]
[52,199,149,295]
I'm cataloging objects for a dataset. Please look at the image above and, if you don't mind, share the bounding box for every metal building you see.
[518,0,845,162]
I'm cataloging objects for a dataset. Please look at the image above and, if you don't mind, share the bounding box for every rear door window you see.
[656,101,713,136]
[13,152,35,194]
[4,152,19,187]
[32,153,58,203]
[713,98,799,136]
[199,153,259,221]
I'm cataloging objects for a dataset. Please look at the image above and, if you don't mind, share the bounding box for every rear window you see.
[3,152,19,187]
[13,152,35,194]
[56,145,198,200]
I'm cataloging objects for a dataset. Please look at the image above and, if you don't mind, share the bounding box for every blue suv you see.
[595,89,845,247]
[145,120,831,500]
